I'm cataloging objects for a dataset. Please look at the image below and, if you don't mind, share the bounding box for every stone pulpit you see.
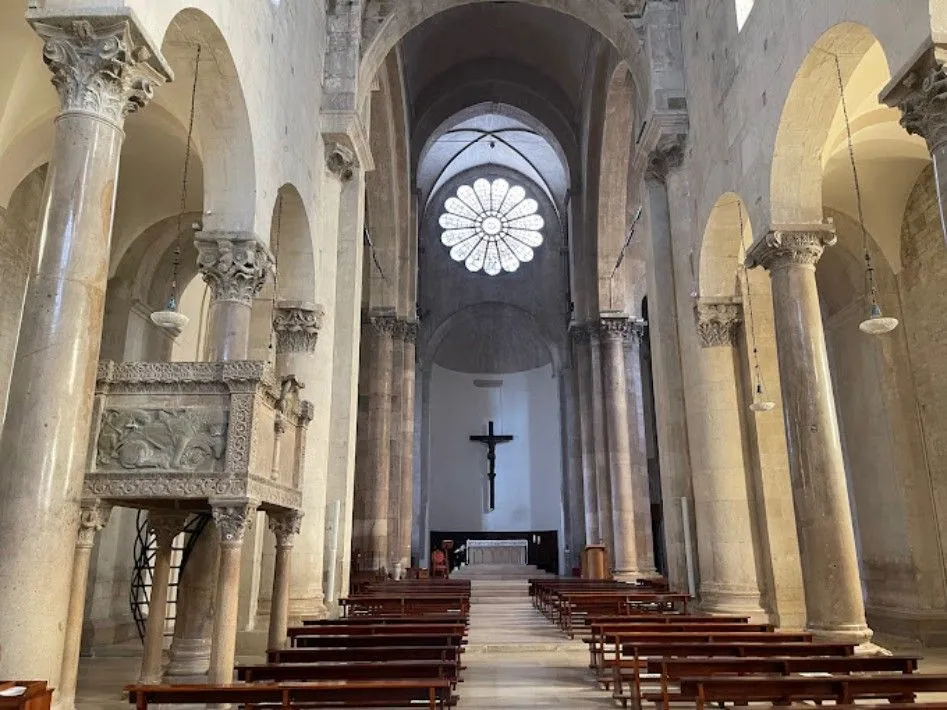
[72,359,310,686]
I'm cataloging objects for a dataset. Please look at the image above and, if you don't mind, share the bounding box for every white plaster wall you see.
[427,365,564,544]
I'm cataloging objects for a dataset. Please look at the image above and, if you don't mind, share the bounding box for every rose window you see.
[438,178,544,275]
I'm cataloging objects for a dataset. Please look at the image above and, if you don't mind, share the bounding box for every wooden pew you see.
[625,655,920,709]
[585,623,775,664]
[674,673,947,710]
[125,679,454,709]
[301,615,467,627]
[287,622,467,640]
[268,646,463,665]
[341,595,470,618]
[289,632,466,649]
[236,659,460,687]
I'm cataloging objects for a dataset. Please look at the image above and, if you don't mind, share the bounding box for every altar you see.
[465,538,528,565]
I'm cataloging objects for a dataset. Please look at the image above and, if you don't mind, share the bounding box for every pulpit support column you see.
[267,511,303,650]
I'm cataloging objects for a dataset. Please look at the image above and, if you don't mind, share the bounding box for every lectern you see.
[581,544,608,580]
[0,682,52,710]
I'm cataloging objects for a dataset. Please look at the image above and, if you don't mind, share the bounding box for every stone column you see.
[195,233,272,361]
[272,302,328,619]
[353,312,397,572]
[59,501,111,710]
[746,225,871,644]
[267,511,303,650]
[0,15,168,689]
[624,323,657,576]
[396,321,419,572]
[689,299,766,617]
[571,324,600,544]
[598,316,640,581]
[208,500,256,684]
[588,330,615,569]
[387,323,406,576]
[882,55,947,241]
[139,512,188,683]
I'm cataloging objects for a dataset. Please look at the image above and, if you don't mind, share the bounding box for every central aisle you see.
[458,574,614,708]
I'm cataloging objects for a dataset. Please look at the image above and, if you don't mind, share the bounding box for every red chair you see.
[431,549,449,578]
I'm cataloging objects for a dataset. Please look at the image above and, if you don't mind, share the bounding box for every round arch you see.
[698,192,753,299]
[359,0,650,114]
[271,183,316,303]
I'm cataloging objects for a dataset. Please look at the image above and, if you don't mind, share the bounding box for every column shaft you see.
[599,318,640,580]
[0,16,167,688]
[266,511,301,650]
[623,330,656,576]
[572,327,600,544]
[387,331,405,575]
[139,513,187,684]
[588,333,615,569]
[398,324,419,570]
[747,226,870,644]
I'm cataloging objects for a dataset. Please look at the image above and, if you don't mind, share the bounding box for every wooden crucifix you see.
[470,420,514,512]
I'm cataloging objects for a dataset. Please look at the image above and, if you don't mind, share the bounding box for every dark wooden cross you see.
[469,420,514,511]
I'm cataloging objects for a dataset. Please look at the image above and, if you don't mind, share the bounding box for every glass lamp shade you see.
[150,298,188,333]
[749,384,776,412]
[859,303,898,335]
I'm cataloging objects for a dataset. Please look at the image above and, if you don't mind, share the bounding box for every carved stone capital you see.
[268,510,304,548]
[211,500,257,546]
[273,302,326,353]
[147,511,189,549]
[392,319,420,344]
[326,142,357,181]
[195,232,272,305]
[645,139,685,182]
[695,298,743,348]
[569,323,590,346]
[30,17,169,126]
[597,316,632,342]
[881,44,947,152]
[77,499,112,548]
[363,312,399,338]
[745,223,837,271]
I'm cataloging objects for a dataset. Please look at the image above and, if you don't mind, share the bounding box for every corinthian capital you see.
[195,232,272,305]
[268,510,303,548]
[363,312,398,337]
[77,499,112,548]
[745,223,837,271]
[897,63,947,150]
[147,511,189,549]
[695,298,742,348]
[210,499,257,546]
[597,315,632,342]
[30,16,170,126]
[274,301,326,353]
[645,139,685,182]
[392,319,420,344]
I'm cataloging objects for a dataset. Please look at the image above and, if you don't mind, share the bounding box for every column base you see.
[699,586,769,623]
[807,621,874,646]
[164,637,211,677]
[612,569,643,583]
[289,594,328,623]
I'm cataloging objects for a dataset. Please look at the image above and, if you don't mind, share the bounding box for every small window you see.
[735,0,754,31]
[439,178,544,276]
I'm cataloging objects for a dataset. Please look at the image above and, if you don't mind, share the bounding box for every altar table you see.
[465,539,528,565]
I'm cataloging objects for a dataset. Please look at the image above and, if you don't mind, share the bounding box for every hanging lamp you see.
[737,201,776,413]
[151,45,202,333]
[831,54,898,336]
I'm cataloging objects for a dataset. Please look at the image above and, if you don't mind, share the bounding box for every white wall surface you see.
[427,364,563,542]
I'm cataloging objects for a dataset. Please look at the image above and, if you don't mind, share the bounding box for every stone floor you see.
[73,581,947,708]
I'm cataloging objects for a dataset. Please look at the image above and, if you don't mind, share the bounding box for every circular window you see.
[439,178,544,275]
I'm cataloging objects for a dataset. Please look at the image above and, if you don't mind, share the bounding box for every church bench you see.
[235,659,461,687]
[302,615,468,627]
[287,622,467,639]
[341,595,470,617]
[670,673,947,710]
[124,679,454,709]
[289,632,466,649]
[557,592,692,632]
[584,622,775,660]
[617,654,921,708]
[268,646,463,666]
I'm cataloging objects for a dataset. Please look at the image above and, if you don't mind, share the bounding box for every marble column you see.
[267,511,303,650]
[354,312,397,572]
[396,321,419,572]
[689,299,766,617]
[272,302,328,619]
[882,54,947,242]
[195,233,273,361]
[387,323,406,576]
[598,316,640,581]
[588,330,615,569]
[168,235,270,675]
[59,501,111,710]
[0,15,168,690]
[624,324,657,576]
[139,512,188,683]
[571,324,600,544]
[746,225,871,644]
[208,500,256,684]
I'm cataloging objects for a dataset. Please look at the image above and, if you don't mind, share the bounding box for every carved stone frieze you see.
[745,224,837,271]
[96,407,228,472]
[211,500,257,545]
[84,473,249,501]
[195,233,272,306]
[695,299,743,348]
[30,17,169,125]
[268,510,304,548]
[77,499,112,548]
[273,303,326,353]
[147,510,190,548]
[326,142,357,181]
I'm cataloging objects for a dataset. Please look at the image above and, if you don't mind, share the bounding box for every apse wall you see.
[427,364,563,546]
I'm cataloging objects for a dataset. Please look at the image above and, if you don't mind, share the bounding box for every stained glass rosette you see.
[439,178,544,275]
